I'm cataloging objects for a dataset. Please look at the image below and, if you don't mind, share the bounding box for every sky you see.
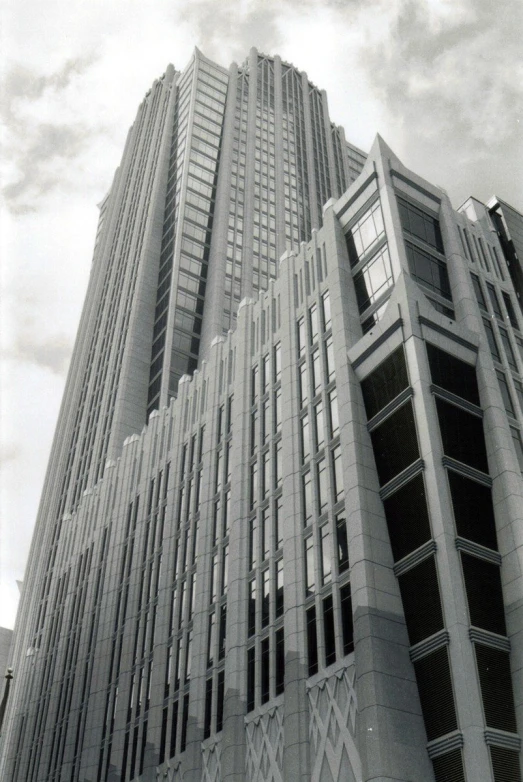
[1,0,522,630]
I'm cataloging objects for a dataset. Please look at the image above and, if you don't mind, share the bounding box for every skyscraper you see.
[1,47,522,782]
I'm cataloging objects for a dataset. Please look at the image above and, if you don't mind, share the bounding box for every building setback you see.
[1,48,522,782]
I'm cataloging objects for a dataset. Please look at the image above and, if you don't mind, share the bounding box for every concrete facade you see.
[1,51,522,782]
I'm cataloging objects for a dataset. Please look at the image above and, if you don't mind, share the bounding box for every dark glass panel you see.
[447,472,498,550]
[383,473,432,561]
[370,402,419,486]
[397,556,444,645]
[436,399,489,474]
[323,595,336,666]
[340,584,354,655]
[426,343,480,406]
[461,553,506,635]
[360,346,409,420]
[306,606,318,676]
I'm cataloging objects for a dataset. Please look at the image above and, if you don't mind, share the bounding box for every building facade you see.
[1,49,522,782]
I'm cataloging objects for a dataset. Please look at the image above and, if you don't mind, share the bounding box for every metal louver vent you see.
[413,646,458,741]
[398,556,444,645]
[475,645,518,733]
[432,749,465,782]
[490,745,522,782]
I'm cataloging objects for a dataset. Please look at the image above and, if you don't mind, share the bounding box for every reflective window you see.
[353,246,394,313]
[397,198,444,253]
[346,199,385,266]
[405,242,451,300]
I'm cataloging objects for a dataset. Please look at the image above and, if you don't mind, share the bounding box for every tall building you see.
[1,48,522,782]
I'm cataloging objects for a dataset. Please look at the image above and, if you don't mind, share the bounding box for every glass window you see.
[247,647,255,711]
[397,197,444,253]
[314,401,324,451]
[261,638,270,704]
[248,579,256,637]
[312,350,321,396]
[499,326,518,371]
[510,427,523,472]
[435,398,489,473]
[274,343,281,381]
[303,470,313,525]
[426,343,480,406]
[276,559,284,617]
[305,536,315,596]
[309,304,319,343]
[340,584,354,655]
[471,273,487,311]
[346,199,385,266]
[299,363,309,407]
[487,283,502,318]
[328,389,339,438]
[323,596,336,665]
[297,318,306,357]
[360,346,408,419]
[353,246,394,313]
[370,402,419,485]
[332,445,343,503]
[502,292,519,330]
[306,606,318,676]
[274,387,282,433]
[325,336,335,383]
[496,370,516,417]
[262,569,270,627]
[405,242,451,300]
[483,318,501,362]
[322,291,331,331]
[317,458,328,515]
[336,515,349,573]
[275,628,285,695]
[320,525,331,585]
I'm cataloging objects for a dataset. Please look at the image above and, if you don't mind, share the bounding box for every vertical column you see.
[273,56,287,260]
[219,303,253,781]
[276,251,311,781]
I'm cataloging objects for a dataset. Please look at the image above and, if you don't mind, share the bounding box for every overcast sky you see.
[1,0,522,630]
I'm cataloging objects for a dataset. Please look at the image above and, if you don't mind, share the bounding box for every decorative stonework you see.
[245,705,284,782]
[201,737,222,782]
[155,758,182,781]
[307,663,362,782]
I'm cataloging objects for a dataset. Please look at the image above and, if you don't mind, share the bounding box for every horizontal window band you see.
[394,540,437,577]
[484,729,521,750]
[442,456,492,486]
[430,385,483,418]
[469,627,510,652]
[352,318,404,369]
[367,387,414,432]
[426,731,464,759]
[455,537,501,566]
[379,458,425,500]
[409,629,450,662]
[391,169,442,206]
[419,316,479,353]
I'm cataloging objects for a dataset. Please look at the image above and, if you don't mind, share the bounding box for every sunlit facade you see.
[1,49,522,782]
